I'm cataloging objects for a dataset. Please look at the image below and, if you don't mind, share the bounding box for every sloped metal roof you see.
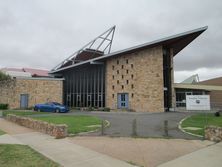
[174,83,222,91]
[50,26,208,74]
[1,67,49,77]
[181,74,199,84]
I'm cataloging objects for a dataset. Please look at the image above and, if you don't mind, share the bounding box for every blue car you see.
[34,102,69,113]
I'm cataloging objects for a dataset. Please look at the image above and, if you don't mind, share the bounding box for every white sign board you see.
[186,95,210,111]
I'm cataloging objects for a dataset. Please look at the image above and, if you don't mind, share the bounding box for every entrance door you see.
[20,94,29,109]
[117,93,129,109]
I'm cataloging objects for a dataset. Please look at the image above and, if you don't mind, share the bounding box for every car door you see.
[43,103,50,112]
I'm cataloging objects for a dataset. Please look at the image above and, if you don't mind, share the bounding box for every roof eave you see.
[50,26,208,74]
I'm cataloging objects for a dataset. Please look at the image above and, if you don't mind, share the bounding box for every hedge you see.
[0,104,9,110]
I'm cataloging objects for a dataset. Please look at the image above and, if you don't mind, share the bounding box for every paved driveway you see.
[66,111,199,139]
[69,136,213,167]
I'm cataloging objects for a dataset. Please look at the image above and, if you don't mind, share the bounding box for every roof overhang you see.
[174,83,222,91]
[50,26,208,74]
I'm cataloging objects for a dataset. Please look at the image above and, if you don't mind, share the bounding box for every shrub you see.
[0,71,11,81]
[103,107,110,112]
[97,107,110,112]
[0,104,9,110]
[215,111,220,117]
[71,107,81,111]
[26,106,34,110]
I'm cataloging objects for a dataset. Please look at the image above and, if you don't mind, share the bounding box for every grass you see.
[33,115,102,134]
[0,129,5,135]
[0,144,59,167]
[2,110,51,117]
[3,110,103,134]
[181,113,222,136]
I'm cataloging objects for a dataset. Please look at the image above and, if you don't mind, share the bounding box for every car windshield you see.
[52,102,61,105]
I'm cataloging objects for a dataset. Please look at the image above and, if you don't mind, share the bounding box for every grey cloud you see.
[0,0,222,81]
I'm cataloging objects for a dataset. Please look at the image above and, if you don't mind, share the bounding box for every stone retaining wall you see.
[205,126,222,142]
[6,114,68,138]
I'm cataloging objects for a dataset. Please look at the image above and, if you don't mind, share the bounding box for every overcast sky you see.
[0,0,221,82]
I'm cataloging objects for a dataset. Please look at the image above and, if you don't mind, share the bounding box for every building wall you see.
[0,78,63,109]
[0,79,16,107]
[105,46,164,112]
[209,90,222,108]
[198,77,222,108]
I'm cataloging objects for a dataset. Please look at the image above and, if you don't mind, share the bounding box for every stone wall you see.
[6,114,67,138]
[205,126,222,142]
[0,78,63,109]
[0,79,16,106]
[105,46,164,112]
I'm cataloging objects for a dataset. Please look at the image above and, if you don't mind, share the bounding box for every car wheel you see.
[37,108,41,112]
[55,109,60,113]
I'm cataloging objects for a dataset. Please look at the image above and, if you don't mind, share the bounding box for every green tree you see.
[0,71,11,81]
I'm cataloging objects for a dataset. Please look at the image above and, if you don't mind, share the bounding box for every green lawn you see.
[34,115,102,134]
[181,113,222,136]
[0,144,59,167]
[0,129,5,135]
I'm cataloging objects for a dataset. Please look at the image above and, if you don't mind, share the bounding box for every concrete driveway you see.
[65,111,198,139]
[69,136,213,167]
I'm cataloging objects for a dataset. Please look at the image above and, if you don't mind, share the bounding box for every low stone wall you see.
[6,114,68,139]
[205,126,222,142]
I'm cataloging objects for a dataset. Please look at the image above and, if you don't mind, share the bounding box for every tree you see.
[0,71,11,81]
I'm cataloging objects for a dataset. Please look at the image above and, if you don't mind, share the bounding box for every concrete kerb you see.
[69,120,110,136]
[178,116,203,138]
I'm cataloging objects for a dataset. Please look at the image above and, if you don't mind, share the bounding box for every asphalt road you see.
[64,111,200,139]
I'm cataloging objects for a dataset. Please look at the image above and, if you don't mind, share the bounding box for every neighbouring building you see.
[174,75,222,110]
[50,26,208,112]
[0,68,63,109]
[1,67,49,78]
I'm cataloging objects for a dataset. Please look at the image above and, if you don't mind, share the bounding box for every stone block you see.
[6,114,67,138]
[205,126,222,142]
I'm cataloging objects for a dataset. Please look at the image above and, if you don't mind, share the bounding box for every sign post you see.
[186,95,210,111]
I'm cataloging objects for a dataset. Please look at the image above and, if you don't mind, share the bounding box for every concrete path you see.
[12,132,134,167]
[69,136,213,167]
[158,142,222,167]
[0,118,34,134]
[0,118,134,167]
[0,134,24,145]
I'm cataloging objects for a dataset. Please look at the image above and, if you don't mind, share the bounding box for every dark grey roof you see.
[50,26,208,74]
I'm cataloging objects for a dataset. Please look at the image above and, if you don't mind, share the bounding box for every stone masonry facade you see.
[0,78,63,109]
[105,46,165,112]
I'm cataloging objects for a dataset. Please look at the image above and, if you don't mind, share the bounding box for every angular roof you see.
[50,26,208,74]
[23,68,49,77]
[181,74,199,84]
[1,67,24,72]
